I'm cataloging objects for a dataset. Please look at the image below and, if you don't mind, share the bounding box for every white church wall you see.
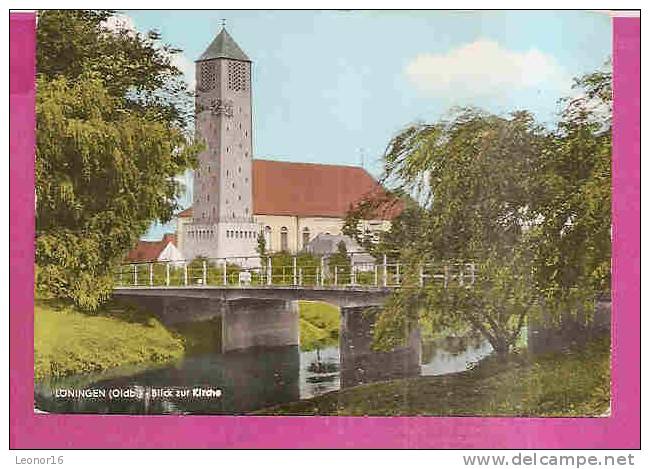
[297,217,345,250]
[254,214,299,253]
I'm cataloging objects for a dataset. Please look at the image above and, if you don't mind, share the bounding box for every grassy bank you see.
[258,337,611,416]
[298,301,340,350]
[35,298,341,379]
[34,297,184,380]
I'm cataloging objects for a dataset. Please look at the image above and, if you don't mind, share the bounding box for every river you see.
[34,333,494,414]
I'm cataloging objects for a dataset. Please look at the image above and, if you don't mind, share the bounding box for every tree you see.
[374,250,540,357]
[366,64,611,356]
[343,189,424,260]
[327,241,351,283]
[366,109,546,356]
[37,10,193,128]
[35,11,200,309]
[528,63,612,314]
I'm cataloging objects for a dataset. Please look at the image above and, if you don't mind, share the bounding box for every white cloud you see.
[404,39,569,100]
[101,13,137,36]
[170,52,195,92]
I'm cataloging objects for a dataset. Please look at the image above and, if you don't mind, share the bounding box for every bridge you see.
[113,255,476,384]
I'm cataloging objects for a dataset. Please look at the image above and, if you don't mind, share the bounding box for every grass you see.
[35,297,342,379]
[298,301,340,351]
[257,336,611,416]
[34,297,184,380]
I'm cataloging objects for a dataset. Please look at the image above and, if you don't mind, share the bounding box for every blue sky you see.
[120,10,611,239]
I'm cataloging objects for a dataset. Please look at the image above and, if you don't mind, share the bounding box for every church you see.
[174,28,401,261]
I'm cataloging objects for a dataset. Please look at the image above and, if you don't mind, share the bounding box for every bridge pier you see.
[221,299,299,352]
[113,293,300,353]
[339,306,421,388]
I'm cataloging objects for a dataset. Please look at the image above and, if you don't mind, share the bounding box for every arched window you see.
[302,227,310,250]
[280,227,289,252]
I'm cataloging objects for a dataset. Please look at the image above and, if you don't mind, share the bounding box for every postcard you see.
[10,9,640,449]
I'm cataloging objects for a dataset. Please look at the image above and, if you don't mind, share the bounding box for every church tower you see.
[183,27,259,262]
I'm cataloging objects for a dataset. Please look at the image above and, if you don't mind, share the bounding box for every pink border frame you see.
[9,13,640,449]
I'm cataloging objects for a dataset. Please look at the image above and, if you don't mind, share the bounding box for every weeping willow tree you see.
[351,64,611,357]
[362,110,545,356]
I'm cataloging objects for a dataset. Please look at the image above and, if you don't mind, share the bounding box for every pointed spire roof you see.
[197,28,250,62]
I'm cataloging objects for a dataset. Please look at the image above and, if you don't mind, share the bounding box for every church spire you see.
[197,26,250,62]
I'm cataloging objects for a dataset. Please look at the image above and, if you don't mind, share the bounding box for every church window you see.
[232,211,236,218]
[245,207,249,215]
[238,166,241,173]
[200,61,217,91]
[264,226,272,250]
[280,227,289,252]
[227,61,248,92]
[238,195,241,201]
[232,182,235,189]
[302,228,310,250]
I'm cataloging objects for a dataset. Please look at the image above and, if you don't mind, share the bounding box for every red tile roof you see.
[178,160,403,219]
[178,207,193,218]
[126,234,176,262]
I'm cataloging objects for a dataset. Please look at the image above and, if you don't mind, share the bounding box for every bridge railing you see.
[113,255,476,289]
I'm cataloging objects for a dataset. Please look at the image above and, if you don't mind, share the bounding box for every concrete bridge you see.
[113,258,475,385]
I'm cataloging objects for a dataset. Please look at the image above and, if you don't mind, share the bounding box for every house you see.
[305,233,376,269]
[126,233,185,264]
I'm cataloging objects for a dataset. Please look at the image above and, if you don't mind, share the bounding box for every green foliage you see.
[37,10,193,128]
[267,251,322,285]
[298,301,340,351]
[362,65,611,353]
[528,64,612,313]
[256,231,267,258]
[34,297,184,379]
[343,189,420,259]
[35,11,200,309]
[383,109,544,260]
[259,336,610,416]
[366,109,545,353]
[328,241,351,281]
[379,251,539,355]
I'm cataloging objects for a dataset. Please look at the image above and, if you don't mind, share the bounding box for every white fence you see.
[115,254,476,289]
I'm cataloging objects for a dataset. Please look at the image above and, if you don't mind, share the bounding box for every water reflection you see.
[421,336,493,376]
[36,346,301,414]
[299,346,340,399]
[35,336,493,414]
